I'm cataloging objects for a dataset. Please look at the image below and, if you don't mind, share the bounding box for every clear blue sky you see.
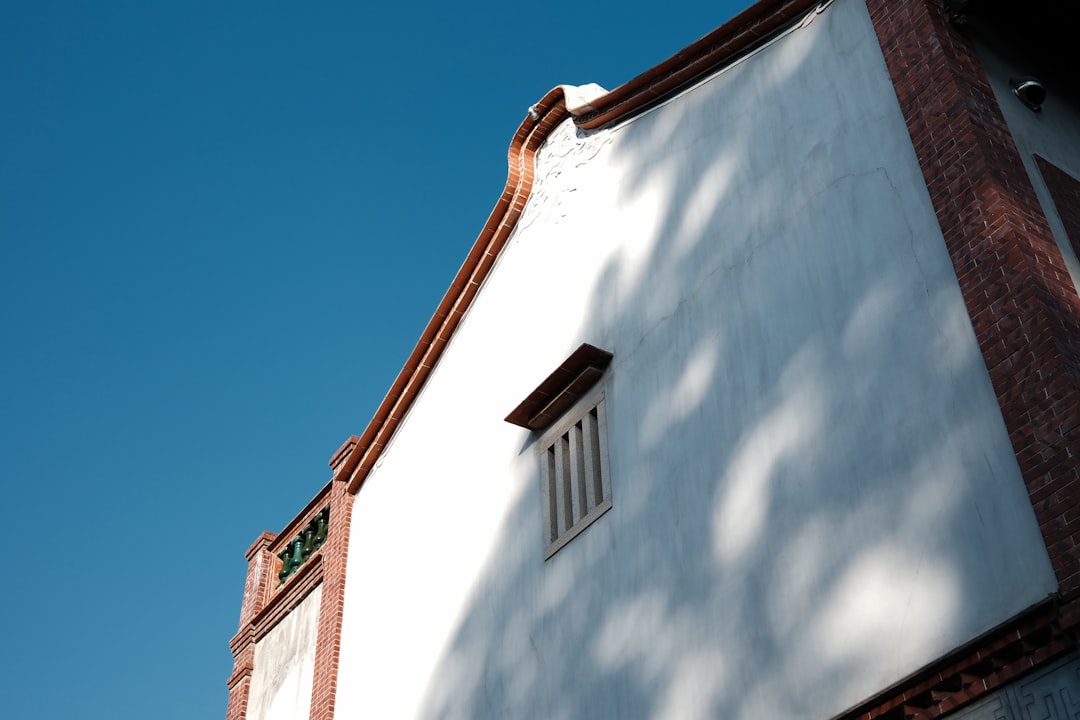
[1,1,748,717]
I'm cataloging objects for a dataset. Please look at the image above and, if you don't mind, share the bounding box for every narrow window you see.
[505,343,614,559]
[539,397,612,559]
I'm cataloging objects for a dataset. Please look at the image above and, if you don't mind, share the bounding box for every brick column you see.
[226,531,277,720]
[864,0,1080,601]
[306,437,359,720]
[306,482,352,720]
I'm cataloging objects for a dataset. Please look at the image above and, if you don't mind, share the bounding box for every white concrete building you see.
[227,1,1080,718]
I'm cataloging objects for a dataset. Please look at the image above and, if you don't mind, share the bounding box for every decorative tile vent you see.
[277,506,329,585]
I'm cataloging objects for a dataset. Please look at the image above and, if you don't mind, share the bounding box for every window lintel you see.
[504,343,613,431]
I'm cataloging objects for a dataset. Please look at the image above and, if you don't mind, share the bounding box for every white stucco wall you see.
[247,586,321,720]
[976,39,1080,293]
[335,1,1056,718]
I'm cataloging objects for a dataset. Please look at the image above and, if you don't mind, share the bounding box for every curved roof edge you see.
[345,0,822,495]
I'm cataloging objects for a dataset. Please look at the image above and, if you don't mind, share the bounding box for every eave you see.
[344,0,824,495]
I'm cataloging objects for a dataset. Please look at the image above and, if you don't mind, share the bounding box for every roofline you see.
[345,0,822,495]
[578,0,823,128]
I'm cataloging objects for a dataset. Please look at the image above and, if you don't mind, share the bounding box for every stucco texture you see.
[247,586,321,720]
[334,1,1056,718]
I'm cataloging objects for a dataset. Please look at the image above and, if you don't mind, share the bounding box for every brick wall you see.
[306,481,352,720]
[865,0,1080,600]
[225,438,357,720]
[226,532,276,720]
[841,1,1080,715]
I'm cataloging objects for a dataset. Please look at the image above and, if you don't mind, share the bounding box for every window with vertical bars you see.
[540,396,612,559]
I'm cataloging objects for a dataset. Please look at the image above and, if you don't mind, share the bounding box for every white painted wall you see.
[335,1,1056,718]
[247,586,321,720]
[976,38,1080,293]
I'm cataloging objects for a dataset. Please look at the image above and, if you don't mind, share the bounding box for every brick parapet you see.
[339,0,833,497]
[307,472,353,720]
[226,1,1080,717]
[865,0,1080,600]
[225,671,252,720]
[239,532,277,627]
[226,531,275,720]
[225,441,358,720]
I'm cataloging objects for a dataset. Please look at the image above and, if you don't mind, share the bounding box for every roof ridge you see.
[344,0,825,495]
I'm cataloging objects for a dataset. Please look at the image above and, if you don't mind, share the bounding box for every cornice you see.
[345,0,826,496]
[577,0,823,129]
[344,85,572,494]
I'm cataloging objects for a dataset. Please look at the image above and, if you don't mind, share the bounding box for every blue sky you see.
[1,1,748,717]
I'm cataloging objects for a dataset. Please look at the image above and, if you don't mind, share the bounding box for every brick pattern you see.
[835,599,1074,720]
[229,2,1080,718]
[865,0,1080,596]
[226,457,355,720]
[225,635,255,720]
[226,531,276,720]
[851,0,1080,713]
[252,555,324,641]
[340,0,841,495]
[306,478,352,720]
[576,0,821,129]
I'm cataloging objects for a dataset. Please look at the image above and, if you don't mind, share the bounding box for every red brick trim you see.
[226,531,276,720]
[342,0,830,496]
[576,0,822,130]
[865,0,1080,601]
[240,532,278,626]
[329,435,360,482]
[833,599,1076,720]
[252,555,324,641]
[225,641,254,719]
[343,88,572,494]
[307,477,352,720]
[1036,155,1080,265]
[270,483,333,565]
[226,447,355,720]
[229,3,1080,719]
[225,558,326,718]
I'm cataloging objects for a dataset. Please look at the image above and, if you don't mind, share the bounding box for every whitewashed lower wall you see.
[247,586,321,720]
[334,1,1056,718]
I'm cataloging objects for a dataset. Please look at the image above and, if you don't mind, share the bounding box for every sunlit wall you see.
[246,586,321,720]
[334,1,1056,717]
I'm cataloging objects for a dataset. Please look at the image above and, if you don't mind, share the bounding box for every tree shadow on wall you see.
[413,3,1053,719]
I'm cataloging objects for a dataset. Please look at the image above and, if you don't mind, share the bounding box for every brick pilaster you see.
[226,531,277,720]
[306,439,358,720]
[865,0,1080,601]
